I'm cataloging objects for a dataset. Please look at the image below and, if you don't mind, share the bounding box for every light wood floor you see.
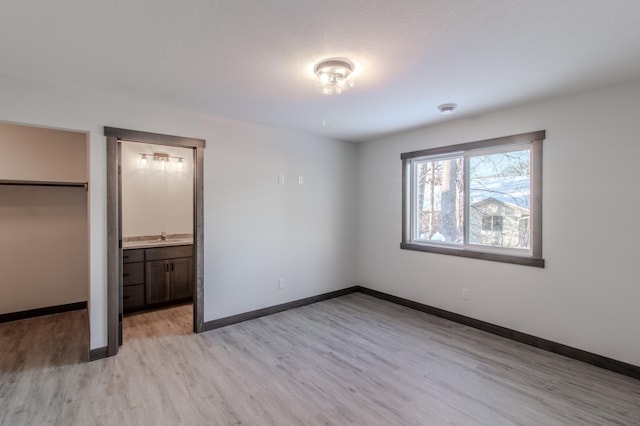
[1,293,639,425]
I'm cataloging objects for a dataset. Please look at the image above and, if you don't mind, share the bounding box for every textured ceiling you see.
[1,1,640,141]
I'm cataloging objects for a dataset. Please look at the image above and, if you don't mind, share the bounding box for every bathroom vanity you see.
[122,239,193,313]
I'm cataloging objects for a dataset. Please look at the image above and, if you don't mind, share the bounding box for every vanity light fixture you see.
[152,152,169,170]
[153,152,169,162]
[314,58,355,95]
[138,152,185,172]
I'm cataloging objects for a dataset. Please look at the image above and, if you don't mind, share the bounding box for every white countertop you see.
[123,238,193,249]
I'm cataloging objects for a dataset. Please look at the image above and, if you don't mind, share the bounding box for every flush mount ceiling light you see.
[438,103,458,114]
[314,58,354,95]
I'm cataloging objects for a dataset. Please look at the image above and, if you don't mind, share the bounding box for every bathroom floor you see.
[123,303,193,341]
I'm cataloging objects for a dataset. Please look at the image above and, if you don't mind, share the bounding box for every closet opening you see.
[0,121,90,366]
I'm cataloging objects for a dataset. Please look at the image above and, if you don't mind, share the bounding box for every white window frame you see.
[401,130,545,267]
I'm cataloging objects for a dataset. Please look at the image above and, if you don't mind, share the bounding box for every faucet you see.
[160,231,167,241]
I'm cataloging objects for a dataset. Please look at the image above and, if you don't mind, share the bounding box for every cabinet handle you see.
[171,263,174,272]
[123,273,130,277]
[123,295,130,300]
[166,263,169,272]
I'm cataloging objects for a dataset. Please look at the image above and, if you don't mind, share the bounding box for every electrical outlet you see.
[462,288,470,300]
[278,278,285,289]
[298,176,304,184]
[278,174,285,184]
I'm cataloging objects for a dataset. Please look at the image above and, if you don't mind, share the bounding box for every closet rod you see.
[0,180,87,188]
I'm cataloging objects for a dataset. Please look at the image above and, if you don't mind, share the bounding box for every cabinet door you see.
[146,259,170,304]
[170,257,193,300]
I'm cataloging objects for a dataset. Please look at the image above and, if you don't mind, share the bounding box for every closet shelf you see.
[0,179,87,188]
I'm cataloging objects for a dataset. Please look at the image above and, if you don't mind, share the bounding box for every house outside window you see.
[401,131,545,267]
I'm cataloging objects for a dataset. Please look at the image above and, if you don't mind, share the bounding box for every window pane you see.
[468,148,530,249]
[414,157,464,244]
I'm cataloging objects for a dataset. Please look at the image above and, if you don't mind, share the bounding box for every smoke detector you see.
[438,103,458,114]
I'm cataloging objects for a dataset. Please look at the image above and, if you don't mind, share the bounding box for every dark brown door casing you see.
[104,127,205,357]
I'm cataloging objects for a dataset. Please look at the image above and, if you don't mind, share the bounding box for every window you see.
[482,215,503,232]
[401,131,545,267]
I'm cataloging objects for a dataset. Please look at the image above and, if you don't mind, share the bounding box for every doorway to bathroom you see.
[105,127,205,357]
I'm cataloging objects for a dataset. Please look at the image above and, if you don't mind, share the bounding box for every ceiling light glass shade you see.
[314,59,354,95]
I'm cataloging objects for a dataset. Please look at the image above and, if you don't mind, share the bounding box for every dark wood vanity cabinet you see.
[122,249,145,311]
[169,256,193,300]
[123,245,193,313]
[146,259,170,304]
[145,256,193,304]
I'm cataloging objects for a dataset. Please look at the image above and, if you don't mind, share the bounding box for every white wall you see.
[0,75,358,350]
[121,142,193,237]
[207,122,358,316]
[356,79,640,367]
